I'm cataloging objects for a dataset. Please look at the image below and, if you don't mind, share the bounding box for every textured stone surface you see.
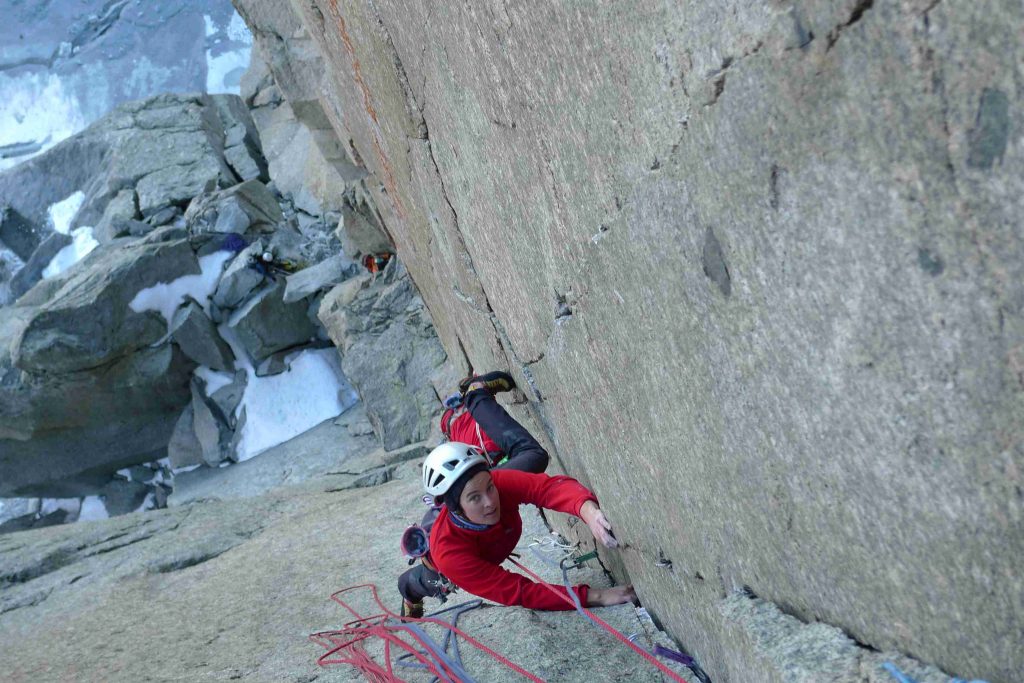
[228,280,317,361]
[1,451,669,683]
[191,379,230,467]
[93,189,139,243]
[170,300,235,372]
[318,261,446,450]
[0,95,241,237]
[209,370,247,429]
[7,231,72,299]
[282,253,356,303]
[0,342,195,497]
[167,404,203,470]
[96,478,149,517]
[239,1,1024,680]
[11,239,197,373]
[338,193,392,257]
[234,0,366,215]
[212,240,265,309]
[185,179,283,237]
[168,410,373,506]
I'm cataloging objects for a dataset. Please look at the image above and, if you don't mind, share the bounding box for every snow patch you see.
[218,324,357,461]
[227,12,252,42]
[195,365,233,395]
[40,498,81,517]
[0,72,86,172]
[128,250,233,327]
[206,46,251,95]
[204,14,217,37]
[47,191,86,235]
[135,492,156,513]
[42,226,99,278]
[78,496,109,522]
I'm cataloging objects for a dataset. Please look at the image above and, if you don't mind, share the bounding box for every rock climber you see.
[398,372,635,618]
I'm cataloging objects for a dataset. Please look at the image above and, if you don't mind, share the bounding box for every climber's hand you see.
[579,500,619,548]
[587,584,637,607]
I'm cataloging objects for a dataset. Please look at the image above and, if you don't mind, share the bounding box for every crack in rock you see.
[826,0,875,51]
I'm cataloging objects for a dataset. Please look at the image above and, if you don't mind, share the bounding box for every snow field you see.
[216,324,357,462]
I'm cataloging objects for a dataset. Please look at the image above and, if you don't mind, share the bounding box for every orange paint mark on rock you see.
[324,0,405,221]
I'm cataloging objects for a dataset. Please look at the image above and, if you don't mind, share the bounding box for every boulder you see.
[11,239,199,374]
[337,195,391,257]
[170,301,235,372]
[190,379,231,467]
[140,224,189,245]
[7,231,72,299]
[208,90,268,184]
[0,205,43,261]
[318,261,446,450]
[212,240,265,309]
[255,350,291,377]
[185,180,283,237]
[282,253,357,303]
[0,509,69,535]
[96,479,149,516]
[0,94,263,246]
[93,189,139,243]
[144,206,181,227]
[0,341,195,497]
[213,199,252,234]
[209,370,247,429]
[228,281,317,362]
[167,404,202,470]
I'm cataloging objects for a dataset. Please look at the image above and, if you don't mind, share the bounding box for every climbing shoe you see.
[400,599,424,620]
[459,370,516,395]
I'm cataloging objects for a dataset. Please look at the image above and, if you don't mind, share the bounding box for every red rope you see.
[311,583,545,682]
[508,558,691,683]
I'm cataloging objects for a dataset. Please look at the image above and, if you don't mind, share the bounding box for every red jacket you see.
[429,469,598,610]
[442,408,501,456]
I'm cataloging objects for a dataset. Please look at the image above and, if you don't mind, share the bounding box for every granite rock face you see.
[0,93,265,254]
[0,95,355,498]
[11,239,198,374]
[0,456,675,682]
[234,1,1024,681]
[234,0,366,217]
[319,261,446,451]
[0,340,195,497]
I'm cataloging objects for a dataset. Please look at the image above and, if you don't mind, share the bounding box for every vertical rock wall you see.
[234,2,1024,681]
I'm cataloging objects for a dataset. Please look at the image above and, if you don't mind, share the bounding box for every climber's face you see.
[459,470,501,525]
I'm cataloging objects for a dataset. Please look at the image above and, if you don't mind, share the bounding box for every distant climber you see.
[398,372,635,618]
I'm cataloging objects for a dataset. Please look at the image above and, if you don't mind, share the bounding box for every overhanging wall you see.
[237,2,1024,680]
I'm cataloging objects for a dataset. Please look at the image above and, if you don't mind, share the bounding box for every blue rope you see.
[882,661,989,683]
[394,599,485,682]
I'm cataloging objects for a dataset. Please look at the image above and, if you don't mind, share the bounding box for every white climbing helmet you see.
[422,442,488,497]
